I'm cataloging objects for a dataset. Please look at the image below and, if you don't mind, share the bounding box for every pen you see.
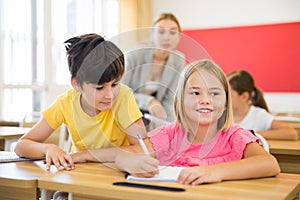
[137,133,150,156]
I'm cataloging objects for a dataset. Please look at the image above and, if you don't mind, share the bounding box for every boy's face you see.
[79,79,120,115]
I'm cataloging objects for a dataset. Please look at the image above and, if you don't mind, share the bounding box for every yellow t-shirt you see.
[43,84,142,152]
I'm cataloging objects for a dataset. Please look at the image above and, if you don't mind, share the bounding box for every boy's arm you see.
[14,118,55,158]
[14,118,75,171]
[70,118,155,163]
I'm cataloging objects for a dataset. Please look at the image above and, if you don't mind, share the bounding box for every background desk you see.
[0,126,30,151]
[268,139,300,174]
[274,115,300,138]
[38,162,300,200]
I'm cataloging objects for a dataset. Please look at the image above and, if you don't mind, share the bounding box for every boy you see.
[15,33,147,171]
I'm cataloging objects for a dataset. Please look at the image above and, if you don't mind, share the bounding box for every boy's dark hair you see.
[228,70,269,112]
[64,33,124,86]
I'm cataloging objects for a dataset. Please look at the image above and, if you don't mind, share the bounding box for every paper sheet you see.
[126,166,185,182]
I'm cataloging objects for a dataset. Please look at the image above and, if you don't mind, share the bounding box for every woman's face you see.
[152,19,181,51]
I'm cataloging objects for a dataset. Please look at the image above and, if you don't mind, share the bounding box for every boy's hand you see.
[44,144,75,171]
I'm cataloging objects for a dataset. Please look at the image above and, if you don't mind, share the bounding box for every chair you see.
[253,133,270,152]
[143,113,169,126]
[249,130,270,152]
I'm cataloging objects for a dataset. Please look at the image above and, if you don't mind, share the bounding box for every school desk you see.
[1,155,300,200]
[37,163,300,200]
[0,126,30,151]
[0,161,39,199]
[268,139,300,174]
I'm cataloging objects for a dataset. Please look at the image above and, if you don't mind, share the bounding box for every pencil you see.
[137,133,150,156]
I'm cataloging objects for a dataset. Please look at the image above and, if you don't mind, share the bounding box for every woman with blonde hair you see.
[122,13,185,127]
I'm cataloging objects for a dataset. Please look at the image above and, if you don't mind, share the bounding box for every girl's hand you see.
[177,166,222,185]
[44,144,74,171]
[115,152,159,178]
[69,151,89,163]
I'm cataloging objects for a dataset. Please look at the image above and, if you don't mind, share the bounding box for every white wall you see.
[152,0,300,29]
[152,0,300,114]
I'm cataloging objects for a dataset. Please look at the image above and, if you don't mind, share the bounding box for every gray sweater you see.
[122,46,185,122]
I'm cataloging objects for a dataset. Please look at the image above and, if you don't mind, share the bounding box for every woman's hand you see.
[115,152,159,178]
[177,165,222,185]
[44,144,74,171]
[148,99,167,120]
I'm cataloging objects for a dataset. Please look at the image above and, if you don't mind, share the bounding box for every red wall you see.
[178,22,300,92]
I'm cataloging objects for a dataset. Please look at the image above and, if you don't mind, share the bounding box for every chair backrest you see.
[143,114,169,126]
[250,131,270,153]
[255,133,270,152]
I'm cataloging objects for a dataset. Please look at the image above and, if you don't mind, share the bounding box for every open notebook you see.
[126,166,185,182]
[0,151,43,163]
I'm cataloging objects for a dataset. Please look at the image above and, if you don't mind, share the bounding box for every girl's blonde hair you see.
[174,59,234,131]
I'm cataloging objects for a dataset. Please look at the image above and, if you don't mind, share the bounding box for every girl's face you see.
[184,70,227,128]
[152,19,180,51]
[230,87,249,112]
[78,79,120,115]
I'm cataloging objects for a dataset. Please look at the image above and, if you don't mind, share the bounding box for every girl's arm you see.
[14,118,74,171]
[177,142,280,185]
[257,120,298,140]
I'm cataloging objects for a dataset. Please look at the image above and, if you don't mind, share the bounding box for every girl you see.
[116,59,280,185]
[228,70,298,140]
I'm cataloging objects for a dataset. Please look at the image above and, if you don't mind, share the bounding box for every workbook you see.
[0,151,42,163]
[126,166,185,182]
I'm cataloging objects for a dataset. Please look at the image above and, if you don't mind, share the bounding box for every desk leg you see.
[68,192,73,200]
[40,189,52,200]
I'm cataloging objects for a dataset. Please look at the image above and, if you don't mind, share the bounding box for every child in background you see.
[228,70,298,140]
[15,33,147,171]
[116,59,280,185]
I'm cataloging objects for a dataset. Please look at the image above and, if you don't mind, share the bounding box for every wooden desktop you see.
[0,157,299,200]
[39,163,300,200]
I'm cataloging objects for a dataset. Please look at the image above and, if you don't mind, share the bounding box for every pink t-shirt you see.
[148,123,258,167]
